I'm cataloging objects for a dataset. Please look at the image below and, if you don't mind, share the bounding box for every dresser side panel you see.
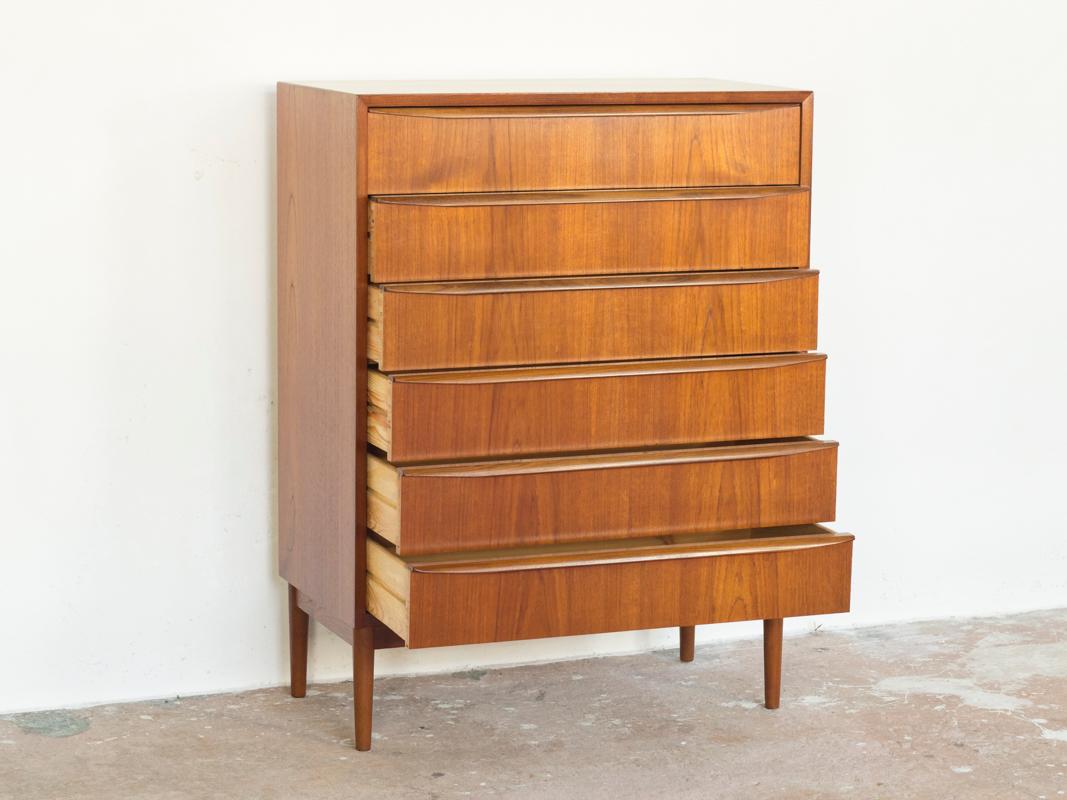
[277,84,363,629]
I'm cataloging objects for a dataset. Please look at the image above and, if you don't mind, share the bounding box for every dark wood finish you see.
[388,530,853,648]
[370,353,826,463]
[368,439,838,555]
[763,618,783,709]
[369,188,810,282]
[367,104,801,194]
[679,626,695,663]
[369,270,819,371]
[288,584,309,698]
[278,84,363,631]
[353,626,374,751]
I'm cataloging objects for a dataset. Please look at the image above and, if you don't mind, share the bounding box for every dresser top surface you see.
[282,78,810,102]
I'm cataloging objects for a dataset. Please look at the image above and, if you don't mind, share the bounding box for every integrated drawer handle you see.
[396,440,838,480]
[372,186,808,208]
[369,103,799,120]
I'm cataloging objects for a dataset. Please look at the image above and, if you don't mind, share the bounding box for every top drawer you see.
[367,104,802,194]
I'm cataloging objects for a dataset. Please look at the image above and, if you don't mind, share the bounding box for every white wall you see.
[2,0,1066,714]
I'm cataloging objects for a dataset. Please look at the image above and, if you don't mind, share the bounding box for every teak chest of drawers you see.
[277,79,853,751]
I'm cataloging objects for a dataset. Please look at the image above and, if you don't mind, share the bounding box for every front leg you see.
[353,626,375,750]
[763,618,783,709]
[679,625,695,662]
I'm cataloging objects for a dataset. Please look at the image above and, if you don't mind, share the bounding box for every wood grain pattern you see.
[277,83,362,630]
[368,187,810,282]
[367,439,838,555]
[369,270,819,371]
[367,104,801,194]
[370,353,826,462]
[370,528,852,648]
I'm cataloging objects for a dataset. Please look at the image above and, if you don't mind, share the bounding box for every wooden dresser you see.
[277,79,853,751]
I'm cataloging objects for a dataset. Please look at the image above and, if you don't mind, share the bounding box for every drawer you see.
[368,187,810,283]
[366,524,853,647]
[368,270,818,371]
[367,439,837,555]
[366,104,802,194]
[369,353,826,463]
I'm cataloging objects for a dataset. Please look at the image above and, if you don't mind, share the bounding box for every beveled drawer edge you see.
[368,524,852,577]
[369,103,799,120]
[383,438,837,480]
[372,186,809,208]
[369,269,818,302]
[411,533,855,575]
[378,353,826,386]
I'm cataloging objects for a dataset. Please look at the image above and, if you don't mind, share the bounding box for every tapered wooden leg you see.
[288,584,309,698]
[353,626,375,751]
[679,625,695,662]
[763,618,783,710]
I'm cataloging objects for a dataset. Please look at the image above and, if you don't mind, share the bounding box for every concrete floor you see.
[2,610,1066,800]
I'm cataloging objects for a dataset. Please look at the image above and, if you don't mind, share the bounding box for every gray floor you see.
[3,609,1066,799]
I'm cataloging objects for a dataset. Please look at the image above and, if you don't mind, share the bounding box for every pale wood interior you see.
[366,454,400,544]
[367,370,391,453]
[366,539,411,641]
[367,285,383,364]
[366,576,408,641]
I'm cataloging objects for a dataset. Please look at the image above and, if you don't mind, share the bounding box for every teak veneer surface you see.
[277,84,364,629]
[365,525,853,648]
[279,80,844,750]
[367,103,800,194]
[368,270,819,371]
[368,187,810,282]
[366,439,838,555]
[369,353,827,462]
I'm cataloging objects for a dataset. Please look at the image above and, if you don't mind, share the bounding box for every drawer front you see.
[369,270,818,371]
[370,354,826,463]
[367,440,837,555]
[366,526,853,648]
[369,188,810,283]
[367,104,802,194]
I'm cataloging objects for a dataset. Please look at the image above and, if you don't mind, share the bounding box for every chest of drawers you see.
[277,79,853,751]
